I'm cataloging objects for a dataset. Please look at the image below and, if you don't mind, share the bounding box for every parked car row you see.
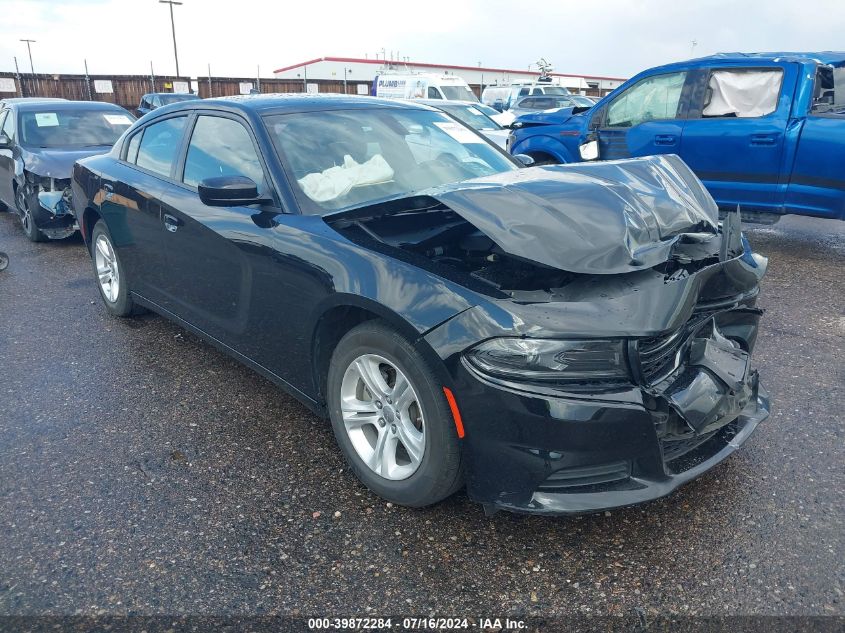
[0,91,773,515]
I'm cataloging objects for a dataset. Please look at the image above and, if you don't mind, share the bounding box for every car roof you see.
[415,99,479,108]
[649,51,845,73]
[1,97,68,105]
[11,100,129,113]
[143,92,199,98]
[151,93,431,116]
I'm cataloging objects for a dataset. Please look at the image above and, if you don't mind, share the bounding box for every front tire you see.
[90,220,141,317]
[327,320,464,507]
[16,185,46,242]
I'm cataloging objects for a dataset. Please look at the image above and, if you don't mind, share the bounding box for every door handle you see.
[163,213,182,233]
[654,134,677,146]
[750,133,779,146]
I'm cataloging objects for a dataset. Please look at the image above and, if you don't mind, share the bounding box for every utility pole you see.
[20,39,35,74]
[690,40,698,57]
[256,64,260,92]
[159,0,183,77]
[13,57,23,96]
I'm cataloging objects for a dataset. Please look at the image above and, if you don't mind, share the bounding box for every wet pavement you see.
[0,210,842,619]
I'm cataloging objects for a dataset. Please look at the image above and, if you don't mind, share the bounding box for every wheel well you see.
[526,151,562,165]
[82,207,101,252]
[312,305,381,405]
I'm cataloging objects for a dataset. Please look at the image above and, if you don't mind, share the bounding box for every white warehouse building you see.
[273,56,626,97]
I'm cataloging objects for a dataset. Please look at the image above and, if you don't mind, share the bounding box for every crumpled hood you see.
[21,146,113,179]
[425,154,720,275]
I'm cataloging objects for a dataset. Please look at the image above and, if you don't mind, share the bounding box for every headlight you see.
[466,338,629,384]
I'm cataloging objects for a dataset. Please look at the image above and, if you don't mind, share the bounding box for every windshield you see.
[19,109,134,148]
[440,85,478,101]
[812,65,845,115]
[437,103,502,131]
[264,108,517,214]
[540,86,571,96]
[159,94,200,105]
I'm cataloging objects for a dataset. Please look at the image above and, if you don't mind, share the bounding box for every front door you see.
[594,70,691,160]
[154,113,275,346]
[0,110,16,207]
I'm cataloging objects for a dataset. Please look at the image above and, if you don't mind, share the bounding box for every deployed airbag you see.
[703,69,782,118]
[299,154,394,203]
[424,154,720,274]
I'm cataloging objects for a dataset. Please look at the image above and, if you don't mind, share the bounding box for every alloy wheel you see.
[16,188,32,234]
[94,234,120,303]
[340,353,426,480]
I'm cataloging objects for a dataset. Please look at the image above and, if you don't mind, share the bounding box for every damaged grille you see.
[637,308,722,384]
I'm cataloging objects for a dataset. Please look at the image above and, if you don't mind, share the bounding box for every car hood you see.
[421,154,720,275]
[513,107,579,126]
[20,145,114,179]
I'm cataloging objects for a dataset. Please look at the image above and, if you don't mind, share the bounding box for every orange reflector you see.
[442,387,465,439]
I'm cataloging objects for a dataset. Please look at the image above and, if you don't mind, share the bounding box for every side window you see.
[702,69,783,118]
[519,88,530,97]
[606,71,687,127]
[427,87,441,99]
[2,110,15,140]
[135,116,187,177]
[536,98,553,109]
[531,88,543,95]
[811,66,844,114]
[124,131,142,163]
[182,115,265,189]
[151,95,161,109]
[520,98,536,108]
[0,111,7,137]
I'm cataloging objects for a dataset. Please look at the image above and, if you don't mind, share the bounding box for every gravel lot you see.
[0,210,842,622]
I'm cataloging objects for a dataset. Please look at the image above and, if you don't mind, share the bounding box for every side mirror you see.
[0,133,12,150]
[198,175,265,207]
[514,154,535,167]
[579,140,599,161]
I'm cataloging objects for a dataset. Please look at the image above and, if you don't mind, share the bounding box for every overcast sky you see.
[1,0,842,79]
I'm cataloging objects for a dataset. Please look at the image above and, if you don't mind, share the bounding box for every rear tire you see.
[90,220,143,317]
[327,320,464,507]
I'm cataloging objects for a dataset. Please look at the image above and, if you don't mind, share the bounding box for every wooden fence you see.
[0,71,609,111]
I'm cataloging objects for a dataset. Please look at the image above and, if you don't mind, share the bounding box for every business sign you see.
[172,81,190,94]
[93,80,113,94]
[306,83,319,94]
[357,84,369,95]
[0,78,16,93]
[239,82,254,95]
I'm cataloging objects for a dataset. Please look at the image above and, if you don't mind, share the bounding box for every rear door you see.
[784,64,845,219]
[103,114,189,302]
[593,70,691,160]
[680,63,795,213]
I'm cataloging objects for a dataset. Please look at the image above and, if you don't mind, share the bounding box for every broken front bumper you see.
[36,189,77,235]
[450,310,770,515]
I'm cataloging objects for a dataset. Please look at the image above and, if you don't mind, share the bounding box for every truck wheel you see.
[327,320,464,507]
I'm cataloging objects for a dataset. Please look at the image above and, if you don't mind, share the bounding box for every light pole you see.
[159,0,183,77]
[20,39,35,74]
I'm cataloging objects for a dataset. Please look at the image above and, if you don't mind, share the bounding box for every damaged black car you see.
[0,100,134,241]
[71,95,769,514]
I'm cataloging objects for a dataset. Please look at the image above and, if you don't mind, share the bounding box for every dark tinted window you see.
[135,116,187,177]
[183,116,264,188]
[159,94,200,105]
[427,87,441,99]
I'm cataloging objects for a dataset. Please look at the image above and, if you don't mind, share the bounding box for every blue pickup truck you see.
[508,52,845,221]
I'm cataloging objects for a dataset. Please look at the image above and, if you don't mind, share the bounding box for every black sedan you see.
[71,95,769,515]
[0,100,134,241]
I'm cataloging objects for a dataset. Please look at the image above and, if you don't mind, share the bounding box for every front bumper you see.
[451,314,770,515]
[35,189,77,235]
